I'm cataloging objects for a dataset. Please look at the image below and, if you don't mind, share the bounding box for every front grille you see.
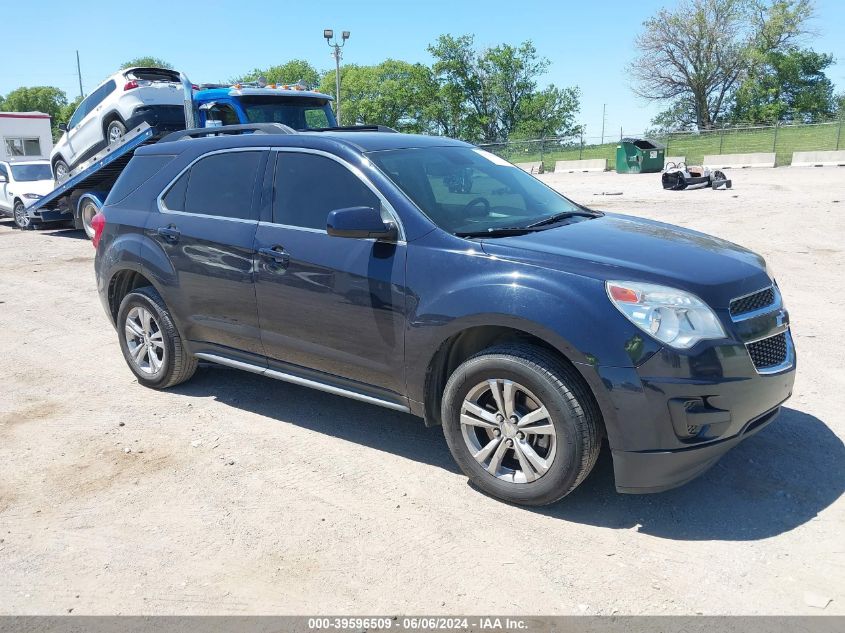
[730,287,775,318]
[747,332,788,370]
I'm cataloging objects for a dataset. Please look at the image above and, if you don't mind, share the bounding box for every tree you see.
[0,86,68,136]
[512,86,582,140]
[732,48,835,122]
[237,60,321,89]
[121,57,172,69]
[318,60,436,131]
[632,0,815,130]
[426,34,580,143]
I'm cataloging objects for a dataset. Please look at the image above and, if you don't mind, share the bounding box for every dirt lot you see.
[1,167,843,615]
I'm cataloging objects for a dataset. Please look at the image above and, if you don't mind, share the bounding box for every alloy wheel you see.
[13,203,30,229]
[124,306,165,375]
[460,379,557,484]
[108,123,124,144]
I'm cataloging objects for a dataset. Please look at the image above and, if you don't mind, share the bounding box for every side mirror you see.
[0,174,7,183]
[58,122,68,132]
[326,206,397,241]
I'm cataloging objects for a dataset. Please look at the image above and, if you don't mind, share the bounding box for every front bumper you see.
[594,309,796,493]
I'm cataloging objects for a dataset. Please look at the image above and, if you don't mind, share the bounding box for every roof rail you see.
[159,123,296,143]
[311,125,399,134]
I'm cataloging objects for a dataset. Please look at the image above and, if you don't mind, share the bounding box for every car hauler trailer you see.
[22,73,337,236]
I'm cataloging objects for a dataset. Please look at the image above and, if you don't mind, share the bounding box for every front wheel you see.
[13,200,31,230]
[117,287,197,389]
[441,344,602,506]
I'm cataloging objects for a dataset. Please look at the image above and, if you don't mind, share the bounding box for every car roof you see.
[194,87,334,101]
[138,131,471,157]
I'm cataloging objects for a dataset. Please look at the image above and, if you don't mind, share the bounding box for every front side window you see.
[273,152,379,230]
[161,151,263,220]
[368,147,582,234]
[205,103,239,127]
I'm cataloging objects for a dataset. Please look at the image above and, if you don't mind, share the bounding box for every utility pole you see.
[324,29,350,125]
[600,103,606,145]
[76,50,84,99]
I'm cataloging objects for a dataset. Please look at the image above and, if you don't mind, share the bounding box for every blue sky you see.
[3,0,844,137]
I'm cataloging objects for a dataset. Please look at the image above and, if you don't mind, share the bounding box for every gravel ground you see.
[0,167,843,615]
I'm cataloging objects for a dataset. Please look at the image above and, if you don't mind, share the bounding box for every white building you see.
[0,112,53,162]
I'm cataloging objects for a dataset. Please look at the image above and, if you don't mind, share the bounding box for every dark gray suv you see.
[93,125,795,506]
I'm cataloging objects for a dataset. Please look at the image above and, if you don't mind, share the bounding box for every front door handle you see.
[156,226,181,242]
[258,246,290,269]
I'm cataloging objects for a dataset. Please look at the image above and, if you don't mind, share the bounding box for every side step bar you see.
[194,353,410,413]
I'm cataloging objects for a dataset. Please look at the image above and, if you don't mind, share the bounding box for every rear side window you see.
[273,152,378,229]
[106,154,175,205]
[161,151,263,220]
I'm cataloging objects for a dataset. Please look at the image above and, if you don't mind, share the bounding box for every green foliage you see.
[59,95,84,127]
[426,34,579,143]
[121,57,172,69]
[319,60,436,131]
[0,86,68,137]
[237,60,321,89]
[732,48,835,122]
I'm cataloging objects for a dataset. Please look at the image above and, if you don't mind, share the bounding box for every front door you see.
[147,149,268,357]
[0,163,10,212]
[253,150,407,397]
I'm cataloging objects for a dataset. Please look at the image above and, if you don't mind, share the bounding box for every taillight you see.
[91,212,106,248]
[124,80,138,91]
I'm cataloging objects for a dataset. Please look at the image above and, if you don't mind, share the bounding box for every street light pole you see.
[324,29,350,125]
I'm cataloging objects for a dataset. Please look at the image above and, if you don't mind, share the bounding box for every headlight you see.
[606,280,726,349]
[23,193,42,200]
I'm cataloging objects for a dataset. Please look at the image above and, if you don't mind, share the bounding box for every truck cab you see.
[193,85,337,131]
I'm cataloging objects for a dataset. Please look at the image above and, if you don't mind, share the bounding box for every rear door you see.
[149,148,268,357]
[71,80,116,166]
[253,149,408,397]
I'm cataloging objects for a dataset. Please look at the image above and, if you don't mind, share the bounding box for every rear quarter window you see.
[105,154,176,205]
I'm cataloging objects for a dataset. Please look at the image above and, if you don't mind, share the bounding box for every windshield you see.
[11,164,52,182]
[367,147,584,234]
[238,95,337,130]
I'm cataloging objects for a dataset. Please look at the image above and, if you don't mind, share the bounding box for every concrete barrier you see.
[790,150,845,167]
[515,161,543,174]
[664,156,686,166]
[703,153,776,168]
[553,158,607,173]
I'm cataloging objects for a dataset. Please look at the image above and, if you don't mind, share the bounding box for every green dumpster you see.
[616,138,665,174]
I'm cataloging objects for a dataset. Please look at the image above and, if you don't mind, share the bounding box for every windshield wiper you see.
[525,210,600,229]
[455,226,547,238]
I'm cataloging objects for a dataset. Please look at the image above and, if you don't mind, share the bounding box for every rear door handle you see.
[156,226,181,242]
[258,246,290,269]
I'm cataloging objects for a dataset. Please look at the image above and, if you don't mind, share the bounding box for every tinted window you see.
[273,153,379,229]
[239,96,336,130]
[88,80,116,109]
[10,164,52,181]
[163,151,263,220]
[68,98,90,128]
[106,155,175,204]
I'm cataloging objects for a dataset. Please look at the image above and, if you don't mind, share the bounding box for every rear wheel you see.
[117,287,197,389]
[53,159,70,184]
[107,119,127,145]
[441,344,602,506]
[13,200,31,230]
[78,198,99,239]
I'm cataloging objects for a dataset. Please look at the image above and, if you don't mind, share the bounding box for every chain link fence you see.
[478,117,845,172]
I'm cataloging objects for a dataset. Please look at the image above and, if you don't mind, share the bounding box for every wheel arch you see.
[102,110,126,137]
[76,191,107,229]
[420,321,606,436]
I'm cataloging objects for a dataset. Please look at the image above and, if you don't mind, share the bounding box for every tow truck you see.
[21,74,338,237]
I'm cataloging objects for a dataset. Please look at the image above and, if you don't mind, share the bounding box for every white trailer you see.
[0,112,53,161]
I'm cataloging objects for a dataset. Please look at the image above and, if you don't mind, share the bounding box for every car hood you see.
[17,179,55,204]
[478,213,771,309]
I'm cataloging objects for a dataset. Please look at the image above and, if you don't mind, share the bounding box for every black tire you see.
[106,119,127,145]
[117,286,197,389]
[12,200,32,230]
[441,344,602,506]
[78,197,100,239]
[53,159,70,184]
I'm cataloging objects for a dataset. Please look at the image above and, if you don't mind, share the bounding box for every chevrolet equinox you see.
[93,126,796,505]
